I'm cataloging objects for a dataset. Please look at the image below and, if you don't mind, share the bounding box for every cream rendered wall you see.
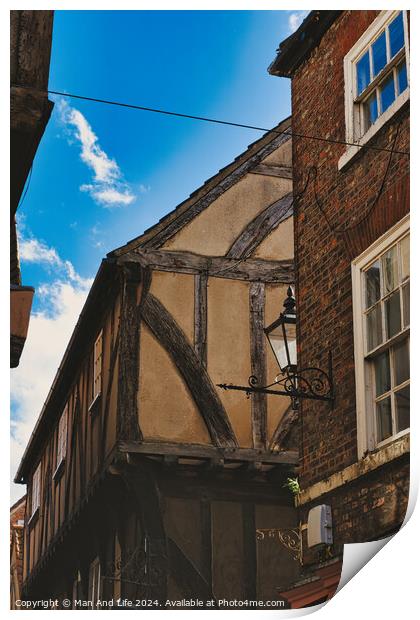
[207,277,253,447]
[162,175,291,256]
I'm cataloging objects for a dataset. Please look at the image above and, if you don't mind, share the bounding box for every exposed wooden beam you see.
[137,131,292,251]
[250,163,292,179]
[269,405,299,452]
[141,292,238,448]
[167,537,214,601]
[194,272,208,366]
[227,192,293,259]
[118,440,298,465]
[249,282,267,450]
[117,265,142,442]
[117,251,294,284]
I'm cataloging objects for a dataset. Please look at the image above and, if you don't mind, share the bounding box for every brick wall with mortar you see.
[290,11,410,550]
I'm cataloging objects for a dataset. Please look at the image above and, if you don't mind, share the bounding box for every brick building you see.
[269,10,409,606]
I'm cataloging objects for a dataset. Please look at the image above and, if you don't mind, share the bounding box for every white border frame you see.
[351,214,410,459]
[339,10,410,170]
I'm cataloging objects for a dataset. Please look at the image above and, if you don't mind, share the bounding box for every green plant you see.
[284,477,300,496]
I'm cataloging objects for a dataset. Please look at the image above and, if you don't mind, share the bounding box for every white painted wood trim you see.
[340,10,409,170]
[352,215,410,458]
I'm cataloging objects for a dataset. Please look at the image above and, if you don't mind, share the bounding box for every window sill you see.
[338,90,409,171]
[28,507,39,528]
[88,393,101,415]
[53,458,65,482]
[374,428,410,453]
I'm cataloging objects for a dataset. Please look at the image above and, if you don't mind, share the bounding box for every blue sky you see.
[11,10,307,500]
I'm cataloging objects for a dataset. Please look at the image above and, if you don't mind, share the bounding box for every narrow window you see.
[31,463,41,516]
[92,330,103,404]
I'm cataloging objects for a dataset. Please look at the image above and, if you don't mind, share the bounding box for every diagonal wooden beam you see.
[141,292,238,448]
[227,192,294,259]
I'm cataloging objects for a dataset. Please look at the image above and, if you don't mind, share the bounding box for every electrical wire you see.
[11,83,410,157]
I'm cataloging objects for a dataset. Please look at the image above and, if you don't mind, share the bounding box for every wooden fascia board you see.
[118,440,299,466]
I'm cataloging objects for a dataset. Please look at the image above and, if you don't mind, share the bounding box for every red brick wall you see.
[291,11,410,545]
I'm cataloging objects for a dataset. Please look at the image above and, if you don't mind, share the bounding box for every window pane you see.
[365,261,381,307]
[400,235,409,280]
[372,31,387,77]
[376,397,392,442]
[357,50,371,95]
[364,92,379,130]
[397,61,408,95]
[402,282,410,327]
[382,245,398,294]
[393,338,409,386]
[375,351,391,396]
[380,73,396,114]
[385,291,401,338]
[395,385,410,433]
[389,12,405,58]
[367,304,382,351]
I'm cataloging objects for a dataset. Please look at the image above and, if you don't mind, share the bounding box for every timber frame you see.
[16,116,300,604]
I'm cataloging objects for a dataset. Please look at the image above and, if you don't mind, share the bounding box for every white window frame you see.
[352,214,410,458]
[339,10,410,170]
[88,557,101,607]
[90,329,103,409]
[31,462,41,517]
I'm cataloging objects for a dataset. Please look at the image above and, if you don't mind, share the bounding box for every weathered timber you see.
[64,388,80,516]
[269,405,299,452]
[249,283,267,449]
[118,250,293,283]
[100,325,120,463]
[141,292,238,448]
[200,500,212,586]
[227,192,294,259]
[120,465,168,602]
[117,266,142,442]
[194,272,208,366]
[242,503,257,600]
[250,163,293,179]
[167,537,214,602]
[111,129,291,254]
[118,440,298,465]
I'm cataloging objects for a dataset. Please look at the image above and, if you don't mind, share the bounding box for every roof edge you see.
[268,11,342,78]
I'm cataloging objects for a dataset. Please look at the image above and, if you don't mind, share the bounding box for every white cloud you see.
[10,234,93,502]
[288,11,309,33]
[59,99,136,208]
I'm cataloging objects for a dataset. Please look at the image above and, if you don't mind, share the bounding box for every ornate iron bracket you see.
[218,351,334,410]
[256,527,303,564]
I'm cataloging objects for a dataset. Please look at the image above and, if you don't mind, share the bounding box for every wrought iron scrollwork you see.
[256,527,302,564]
[218,351,334,408]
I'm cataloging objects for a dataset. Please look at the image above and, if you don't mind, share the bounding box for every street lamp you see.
[217,286,334,408]
[265,286,297,373]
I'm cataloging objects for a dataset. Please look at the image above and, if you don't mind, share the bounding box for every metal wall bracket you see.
[256,526,303,565]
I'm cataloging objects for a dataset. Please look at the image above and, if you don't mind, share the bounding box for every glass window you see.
[389,11,405,58]
[372,31,387,76]
[357,51,371,95]
[350,12,408,140]
[364,233,410,447]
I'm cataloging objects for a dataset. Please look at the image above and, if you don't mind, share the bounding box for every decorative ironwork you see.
[102,535,166,596]
[218,351,334,409]
[256,527,302,564]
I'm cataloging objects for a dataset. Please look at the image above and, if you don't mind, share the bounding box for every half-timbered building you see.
[16,117,303,607]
